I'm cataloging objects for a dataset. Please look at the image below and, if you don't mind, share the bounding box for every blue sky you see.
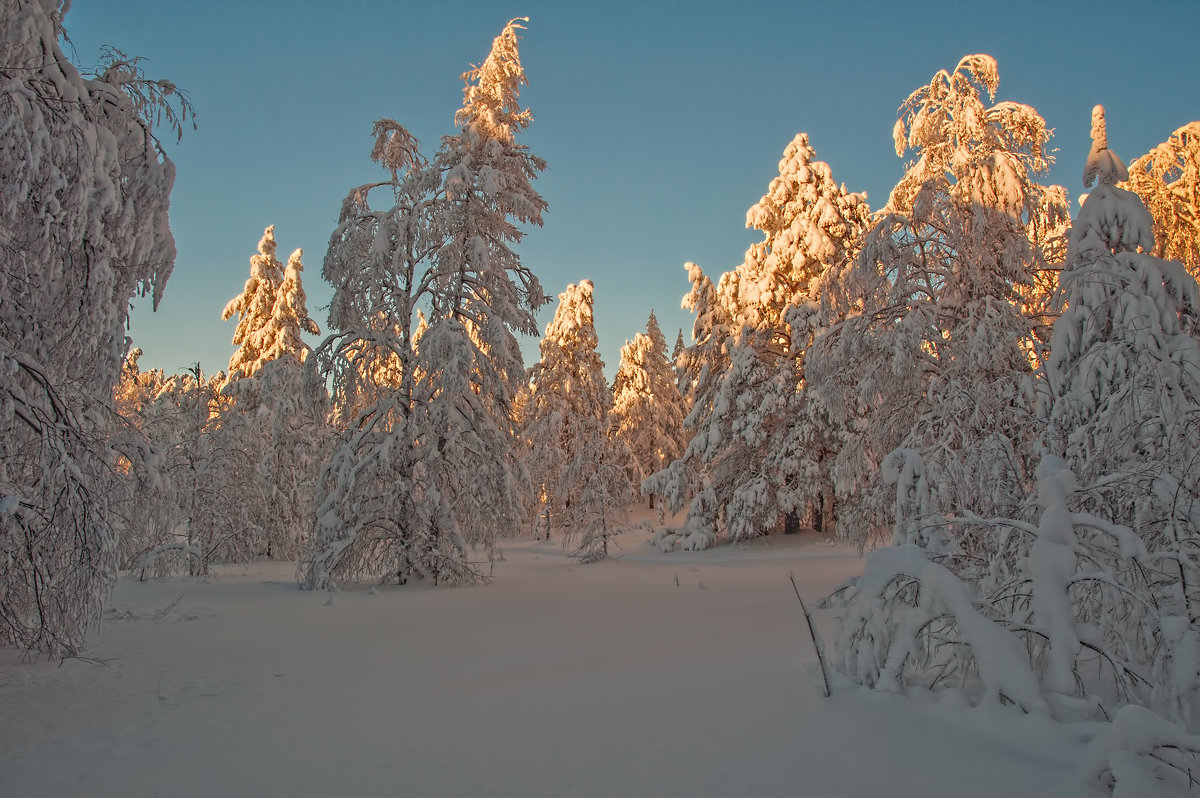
[65,0,1200,379]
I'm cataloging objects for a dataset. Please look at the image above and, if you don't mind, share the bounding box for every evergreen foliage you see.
[611,311,688,500]
[522,281,634,558]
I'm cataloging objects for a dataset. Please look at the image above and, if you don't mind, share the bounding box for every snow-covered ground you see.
[1,529,1096,797]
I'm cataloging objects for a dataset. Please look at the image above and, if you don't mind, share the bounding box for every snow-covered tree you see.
[647,134,869,550]
[222,227,320,378]
[1043,104,1200,617]
[671,328,687,394]
[640,263,731,548]
[806,54,1068,545]
[0,2,189,653]
[215,362,329,562]
[217,229,325,559]
[522,281,634,557]
[301,19,547,589]
[222,226,284,377]
[110,365,251,578]
[611,311,688,503]
[1123,120,1200,279]
[826,108,1200,795]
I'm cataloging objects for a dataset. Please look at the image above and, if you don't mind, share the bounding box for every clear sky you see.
[64,0,1200,379]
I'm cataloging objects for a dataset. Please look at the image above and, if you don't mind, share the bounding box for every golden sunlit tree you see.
[806,54,1068,547]
[610,311,688,508]
[1123,121,1200,279]
[647,134,868,550]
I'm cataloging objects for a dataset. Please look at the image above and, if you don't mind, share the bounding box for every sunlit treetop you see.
[456,16,532,143]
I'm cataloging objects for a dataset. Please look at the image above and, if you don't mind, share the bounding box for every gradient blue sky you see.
[65,0,1200,379]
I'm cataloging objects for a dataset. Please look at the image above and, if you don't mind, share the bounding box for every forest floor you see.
[1,521,1099,797]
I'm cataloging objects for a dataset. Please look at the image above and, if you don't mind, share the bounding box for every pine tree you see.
[301,19,546,589]
[222,226,285,378]
[642,262,734,549]
[218,231,324,560]
[222,228,320,373]
[264,247,320,366]
[522,281,633,557]
[647,134,868,549]
[671,328,688,395]
[611,311,688,503]
[0,2,189,652]
[1044,105,1200,613]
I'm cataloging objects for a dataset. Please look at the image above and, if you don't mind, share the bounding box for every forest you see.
[3,2,1200,794]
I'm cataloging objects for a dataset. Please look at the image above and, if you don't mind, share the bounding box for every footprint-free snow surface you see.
[1,532,1094,797]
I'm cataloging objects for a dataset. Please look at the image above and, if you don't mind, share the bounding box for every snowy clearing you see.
[1,532,1096,797]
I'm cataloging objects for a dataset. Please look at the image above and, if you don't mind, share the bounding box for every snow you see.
[0,530,1098,797]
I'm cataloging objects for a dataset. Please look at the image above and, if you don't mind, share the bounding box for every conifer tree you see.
[648,134,868,549]
[642,263,734,548]
[611,311,688,504]
[522,281,633,555]
[1044,106,1200,607]
[223,226,285,378]
[828,115,1200,765]
[217,231,325,560]
[264,248,321,366]
[671,329,688,395]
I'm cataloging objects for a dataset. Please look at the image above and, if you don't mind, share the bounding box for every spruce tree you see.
[611,311,688,504]
[647,134,868,549]
[523,281,633,556]
[1044,105,1200,613]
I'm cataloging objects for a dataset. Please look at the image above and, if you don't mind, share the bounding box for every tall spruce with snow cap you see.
[807,54,1068,545]
[611,311,688,502]
[1044,104,1200,617]
[223,227,319,375]
[300,18,546,589]
[522,281,633,555]
[265,248,320,366]
[0,1,189,652]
